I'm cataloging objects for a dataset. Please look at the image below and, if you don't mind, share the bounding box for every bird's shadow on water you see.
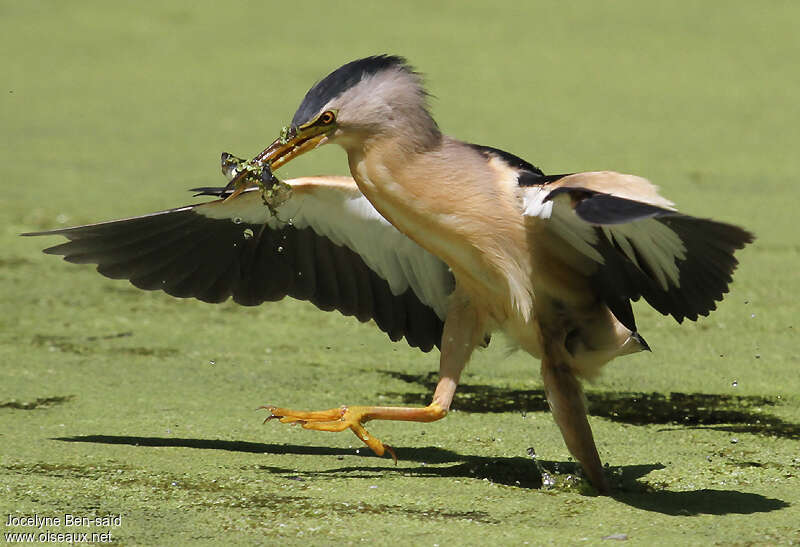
[54,435,789,516]
[378,371,800,440]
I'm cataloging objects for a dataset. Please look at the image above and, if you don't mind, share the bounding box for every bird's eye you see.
[318,110,336,125]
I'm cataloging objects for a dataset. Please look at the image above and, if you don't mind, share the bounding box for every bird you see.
[24,55,753,493]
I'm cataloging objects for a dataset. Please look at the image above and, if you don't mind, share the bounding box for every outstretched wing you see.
[522,171,754,330]
[24,176,454,351]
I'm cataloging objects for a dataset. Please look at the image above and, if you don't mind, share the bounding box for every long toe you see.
[262,404,391,458]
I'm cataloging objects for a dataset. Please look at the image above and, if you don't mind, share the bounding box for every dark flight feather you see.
[550,188,754,325]
[24,204,446,352]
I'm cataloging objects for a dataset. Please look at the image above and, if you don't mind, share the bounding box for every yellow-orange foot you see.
[261,403,448,462]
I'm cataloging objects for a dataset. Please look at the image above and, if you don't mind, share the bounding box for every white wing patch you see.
[521,185,554,219]
[195,182,452,319]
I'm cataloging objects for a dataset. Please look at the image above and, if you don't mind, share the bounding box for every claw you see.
[384,444,398,464]
[258,405,280,424]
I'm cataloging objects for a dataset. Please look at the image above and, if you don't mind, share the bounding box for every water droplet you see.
[209,360,216,366]
[287,218,294,226]
[526,447,536,460]
[732,380,738,387]
[731,438,739,444]
[297,271,303,277]
[277,246,284,253]
[755,354,761,359]
[243,228,254,240]
[233,217,243,224]
[750,313,755,318]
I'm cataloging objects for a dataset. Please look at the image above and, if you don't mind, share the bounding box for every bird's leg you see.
[264,289,484,460]
[263,403,446,461]
[540,341,610,494]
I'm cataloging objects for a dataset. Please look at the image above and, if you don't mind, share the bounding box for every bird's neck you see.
[343,136,535,323]
[342,121,442,160]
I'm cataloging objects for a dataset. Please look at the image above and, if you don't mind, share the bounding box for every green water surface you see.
[2,1,798,545]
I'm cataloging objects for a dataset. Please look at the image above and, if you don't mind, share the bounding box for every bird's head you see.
[249,55,440,172]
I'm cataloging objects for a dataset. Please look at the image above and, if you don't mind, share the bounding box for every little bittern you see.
[26,55,753,493]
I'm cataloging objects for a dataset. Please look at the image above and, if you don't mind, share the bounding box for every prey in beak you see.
[223,109,337,202]
[217,152,291,216]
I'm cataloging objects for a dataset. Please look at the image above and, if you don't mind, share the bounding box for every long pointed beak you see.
[223,128,327,201]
